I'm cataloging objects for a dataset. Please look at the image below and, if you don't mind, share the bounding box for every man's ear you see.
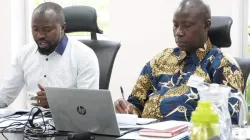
[61,22,66,32]
[204,19,211,31]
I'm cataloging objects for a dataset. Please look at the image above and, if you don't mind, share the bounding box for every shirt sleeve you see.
[0,54,25,108]
[127,62,154,117]
[212,57,244,124]
[76,49,100,89]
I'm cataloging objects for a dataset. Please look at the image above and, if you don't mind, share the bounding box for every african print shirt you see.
[127,39,244,124]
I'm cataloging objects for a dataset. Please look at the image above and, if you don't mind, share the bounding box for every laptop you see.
[45,87,127,136]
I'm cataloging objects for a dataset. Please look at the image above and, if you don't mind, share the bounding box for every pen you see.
[120,86,128,114]
[120,86,125,99]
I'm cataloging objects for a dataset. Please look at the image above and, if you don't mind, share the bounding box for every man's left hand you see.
[31,84,49,108]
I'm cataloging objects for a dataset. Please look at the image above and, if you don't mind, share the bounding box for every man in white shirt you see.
[0,2,99,108]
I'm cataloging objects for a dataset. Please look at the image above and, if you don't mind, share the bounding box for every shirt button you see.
[46,58,48,61]
[44,75,46,78]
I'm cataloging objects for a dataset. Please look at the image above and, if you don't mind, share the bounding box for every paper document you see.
[232,127,250,139]
[118,131,188,140]
[0,109,30,117]
[119,119,190,132]
[116,113,138,125]
[136,118,157,125]
[119,118,157,129]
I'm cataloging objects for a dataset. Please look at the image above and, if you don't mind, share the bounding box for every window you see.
[249,1,250,52]
[31,0,110,37]
[247,0,250,106]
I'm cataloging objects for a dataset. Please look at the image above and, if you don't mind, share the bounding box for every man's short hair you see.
[33,2,65,24]
[179,0,211,21]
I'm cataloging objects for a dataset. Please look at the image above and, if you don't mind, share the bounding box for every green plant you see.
[249,25,250,35]
[248,25,250,52]
[33,0,109,37]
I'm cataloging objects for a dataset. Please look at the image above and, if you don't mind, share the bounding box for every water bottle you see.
[190,101,220,140]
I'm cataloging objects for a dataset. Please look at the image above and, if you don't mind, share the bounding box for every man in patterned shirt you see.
[114,0,244,124]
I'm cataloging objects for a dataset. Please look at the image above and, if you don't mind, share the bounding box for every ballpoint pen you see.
[120,86,125,99]
[120,86,128,114]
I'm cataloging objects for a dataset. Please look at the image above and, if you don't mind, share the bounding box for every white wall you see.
[0,0,26,109]
[9,0,27,109]
[109,0,177,100]
[108,0,245,101]
[242,0,249,57]
[0,1,11,85]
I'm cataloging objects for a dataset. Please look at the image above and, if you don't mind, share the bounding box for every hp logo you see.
[77,106,86,115]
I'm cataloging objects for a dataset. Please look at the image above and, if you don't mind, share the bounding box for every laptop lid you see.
[45,87,121,136]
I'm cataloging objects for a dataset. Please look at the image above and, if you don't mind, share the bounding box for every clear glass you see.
[190,123,220,140]
[198,83,233,140]
[198,83,248,139]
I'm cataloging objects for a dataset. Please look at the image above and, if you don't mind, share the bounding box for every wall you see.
[0,1,11,85]
[108,0,244,101]
[9,0,27,109]
[242,0,249,57]
[0,0,26,109]
[109,0,177,100]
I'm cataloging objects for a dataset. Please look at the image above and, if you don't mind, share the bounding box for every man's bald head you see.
[173,0,211,53]
[178,0,211,21]
[33,2,65,24]
[32,2,66,55]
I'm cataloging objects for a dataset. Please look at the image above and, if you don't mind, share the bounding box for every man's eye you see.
[33,28,39,32]
[174,24,179,28]
[184,23,192,28]
[44,28,52,32]
[45,29,52,32]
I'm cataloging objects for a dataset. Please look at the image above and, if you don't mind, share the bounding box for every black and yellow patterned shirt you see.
[127,39,244,124]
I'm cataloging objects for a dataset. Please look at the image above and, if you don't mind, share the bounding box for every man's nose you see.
[37,32,46,39]
[175,27,184,37]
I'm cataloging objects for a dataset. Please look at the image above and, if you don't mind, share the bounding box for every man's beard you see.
[37,43,57,55]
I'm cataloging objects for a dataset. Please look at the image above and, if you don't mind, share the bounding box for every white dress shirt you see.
[0,35,99,108]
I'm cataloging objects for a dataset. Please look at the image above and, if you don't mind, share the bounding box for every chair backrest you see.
[63,6,121,89]
[208,16,233,48]
[208,16,250,90]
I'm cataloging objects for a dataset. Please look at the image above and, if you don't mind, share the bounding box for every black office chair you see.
[63,6,121,89]
[208,16,233,48]
[208,16,250,90]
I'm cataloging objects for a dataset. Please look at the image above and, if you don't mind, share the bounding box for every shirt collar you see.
[55,35,68,55]
[178,38,213,65]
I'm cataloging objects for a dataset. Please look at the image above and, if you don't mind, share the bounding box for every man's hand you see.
[31,84,49,108]
[114,99,134,114]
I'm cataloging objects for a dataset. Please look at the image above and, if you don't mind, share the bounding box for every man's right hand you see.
[114,99,134,114]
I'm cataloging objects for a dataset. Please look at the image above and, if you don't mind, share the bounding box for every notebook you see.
[139,124,188,138]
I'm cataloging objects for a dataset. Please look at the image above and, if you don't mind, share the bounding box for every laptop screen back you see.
[45,87,121,136]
